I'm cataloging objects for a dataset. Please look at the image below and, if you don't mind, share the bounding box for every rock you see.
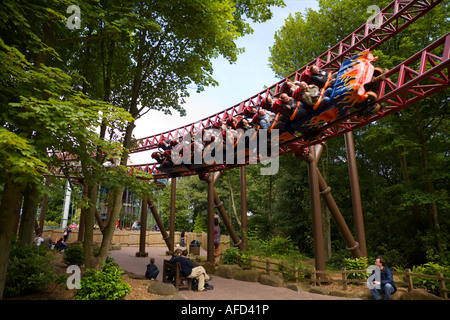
[234,269,264,282]
[214,265,242,279]
[148,281,177,296]
[329,290,358,298]
[202,262,216,275]
[128,273,147,280]
[110,243,121,250]
[309,286,330,295]
[285,283,301,292]
[396,288,443,300]
[154,294,188,300]
[366,287,443,300]
[259,274,284,287]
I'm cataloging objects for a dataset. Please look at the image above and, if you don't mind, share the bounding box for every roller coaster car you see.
[288,50,385,136]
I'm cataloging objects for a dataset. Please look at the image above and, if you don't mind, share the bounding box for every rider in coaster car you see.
[253,108,275,130]
[300,65,336,88]
[259,96,274,112]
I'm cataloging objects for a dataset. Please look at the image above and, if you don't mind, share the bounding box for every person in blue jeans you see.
[370,257,397,300]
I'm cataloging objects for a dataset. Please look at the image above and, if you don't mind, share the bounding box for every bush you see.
[64,244,84,266]
[412,262,450,295]
[74,260,131,300]
[261,235,296,258]
[344,257,368,279]
[222,247,242,265]
[4,242,56,298]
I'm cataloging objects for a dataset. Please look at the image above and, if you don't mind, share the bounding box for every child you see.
[145,258,160,280]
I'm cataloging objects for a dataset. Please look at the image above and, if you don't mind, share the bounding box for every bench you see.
[163,259,192,291]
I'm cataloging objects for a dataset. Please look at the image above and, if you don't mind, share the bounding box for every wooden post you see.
[342,268,347,291]
[311,267,317,286]
[405,268,413,292]
[438,272,448,299]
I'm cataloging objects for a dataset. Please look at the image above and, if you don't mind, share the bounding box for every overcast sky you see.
[131,0,319,164]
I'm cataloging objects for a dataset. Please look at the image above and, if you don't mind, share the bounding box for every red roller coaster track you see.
[128,0,449,180]
[51,0,449,180]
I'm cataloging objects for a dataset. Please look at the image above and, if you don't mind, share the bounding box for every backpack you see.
[191,278,198,291]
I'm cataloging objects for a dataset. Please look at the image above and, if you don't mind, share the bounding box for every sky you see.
[130,0,319,164]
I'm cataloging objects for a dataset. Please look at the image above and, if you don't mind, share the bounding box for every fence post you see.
[438,272,448,300]
[311,267,317,286]
[405,268,413,292]
[342,268,347,291]
[266,259,270,275]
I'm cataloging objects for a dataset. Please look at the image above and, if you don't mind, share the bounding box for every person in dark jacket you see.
[370,256,397,300]
[145,257,159,280]
[170,249,213,291]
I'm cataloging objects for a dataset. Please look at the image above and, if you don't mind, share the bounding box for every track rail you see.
[131,0,443,153]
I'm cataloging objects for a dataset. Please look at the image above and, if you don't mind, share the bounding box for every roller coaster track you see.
[51,0,450,180]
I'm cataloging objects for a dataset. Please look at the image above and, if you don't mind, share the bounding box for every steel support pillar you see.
[147,197,172,251]
[316,169,363,258]
[200,172,244,250]
[169,178,176,253]
[344,132,367,257]
[136,197,148,257]
[207,176,215,263]
[305,145,326,276]
[213,190,244,250]
[240,166,248,249]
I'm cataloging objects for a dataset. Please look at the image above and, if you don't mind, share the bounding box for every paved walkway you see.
[108,246,357,300]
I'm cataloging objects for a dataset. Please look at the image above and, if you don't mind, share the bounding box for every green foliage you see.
[411,262,450,295]
[74,260,131,300]
[4,242,56,298]
[193,213,207,233]
[63,244,84,266]
[344,257,368,279]
[260,235,296,258]
[222,247,242,265]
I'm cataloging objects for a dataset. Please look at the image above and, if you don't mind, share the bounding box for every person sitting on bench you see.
[170,248,213,291]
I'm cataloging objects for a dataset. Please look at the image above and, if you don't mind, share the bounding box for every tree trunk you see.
[0,179,24,299]
[83,181,98,269]
[95,187,124,268]
[18,183,40,246]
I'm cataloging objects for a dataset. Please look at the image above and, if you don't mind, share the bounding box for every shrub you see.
[74,260,131,300]
[412,262,450,295]
[64,244,84,266]
[262,235,296,258]
[222,247,242,265]
[344,257,368,279]
[4,242,56,298]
